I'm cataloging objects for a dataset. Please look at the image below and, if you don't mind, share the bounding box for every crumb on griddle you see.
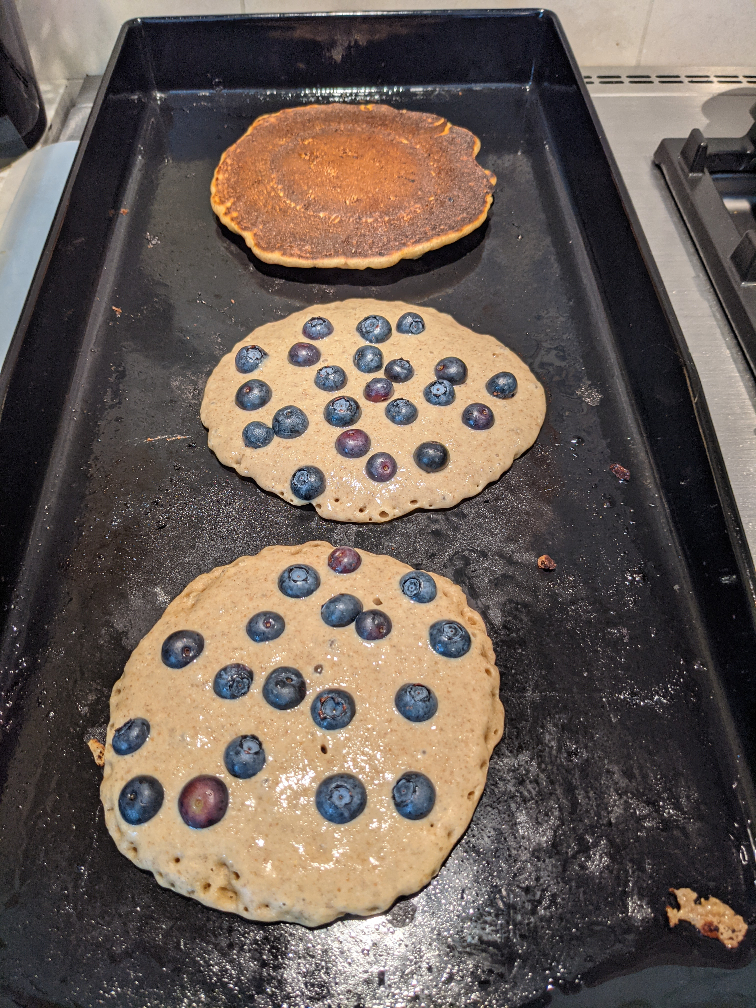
[87,738,105,767]
[666,887,747,949]
[609,462,630,481]
[537,554,557,571]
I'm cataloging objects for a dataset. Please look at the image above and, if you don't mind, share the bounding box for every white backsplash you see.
[14,0,756,83]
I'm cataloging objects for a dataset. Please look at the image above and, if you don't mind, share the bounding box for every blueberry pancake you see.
[101,542,503,927]
[201,300,545,523]
[210,103,496,269]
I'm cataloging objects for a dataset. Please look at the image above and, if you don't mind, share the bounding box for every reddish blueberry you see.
[355,609,392,640]
[462,402,495,430]
[178,776,229,829]
[328,547,362,574]
[288,342,321,366]
[364,377,394,402]
[335,428,371,458]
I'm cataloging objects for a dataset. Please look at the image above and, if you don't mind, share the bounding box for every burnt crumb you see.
[609,462,631,481]
[87,739,105,767]
[537,554,557,571]
[314,664,323,674]
[119,207,129,215]
[666,887,748,948]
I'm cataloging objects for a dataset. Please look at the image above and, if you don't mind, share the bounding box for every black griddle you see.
[1,11,755,1008]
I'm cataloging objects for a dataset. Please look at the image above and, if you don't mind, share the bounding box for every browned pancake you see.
[210,103,496,270]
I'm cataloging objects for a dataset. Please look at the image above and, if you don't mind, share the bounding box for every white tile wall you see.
[14,0,756,84]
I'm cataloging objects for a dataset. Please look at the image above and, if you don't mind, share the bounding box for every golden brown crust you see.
[210,103,496,269]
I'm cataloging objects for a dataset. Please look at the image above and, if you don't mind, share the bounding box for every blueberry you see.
[434,357,467,385]
[395,684,438,723]
[328,547,361,574]
[263,666,307,710]
[224,735,266,779]
[364,377,394,402]
[355,609,392,640]
[335,428,371,458]
[178,776,228,829]
[112,717,150,755]
[291,465,326,501]
[396,312,425,335]
[429,619,471,658]
[315,365,347,392]
[118,775,164,825]
[384,358,414,383]
[486,371,518,399]
[161,630,204,668]
[414,441,449,473]
[235,379,272,411]
[423,379,455,406]
[392,772,435,820]
[353,345,383,373]
[246,611,285,642]
[302,316,333,340]
[321,593,363,627]
[235,344,267,373]
[278,564,320,599]
[399,570,437,603]
[288,342,321,367]
[356,315,391,343]
[365,452,397,482]
[461,402,495,430]
[315,773,367,824]
[272,405,309,439]
[311,689,355,730]
[242,420,274,449]
[385,398,418,425]
[324,396,361,427]
[213,663,253,699]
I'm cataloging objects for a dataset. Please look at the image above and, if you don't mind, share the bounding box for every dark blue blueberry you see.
[242,420,274,449]
[355,609,392,640]
[429,619,471,658]
[321,593,363,627]
[272,405,309,439]
[118,775,164,825]
[356,315,391,343]
[353,345,383,373]
[486,371,518,399]
[385,398,418,426]
[278,564,320,599]
[423,379,455,406]
[161,630,204,669]
[236,379,272,411]
[399,570,437,603]
[335,428,371,458]
[395,684,438,722]
[316,773,367,824]
[302,316,334,340]
[178,776,228,829]
[413,441,449,473]
[392,772,435,820]
[314,365,347,392]
[235,344,267,373]
[311,689,355,730]
[434,357,467,385]
[246,611,285,643]
[112,717,150,755]
[213,663,253,699]
[288,342,321,367]
[364,377,394,402]
[461,402,495,430]
[224,735,266,779]
[291,465,326,501]
[384,358,414,383]
[328,547,361,574]
[324,396,361,427]
[385,397,421,425]
[263,667,307,710]
[365,452,397,482]
[396,312,425,335]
